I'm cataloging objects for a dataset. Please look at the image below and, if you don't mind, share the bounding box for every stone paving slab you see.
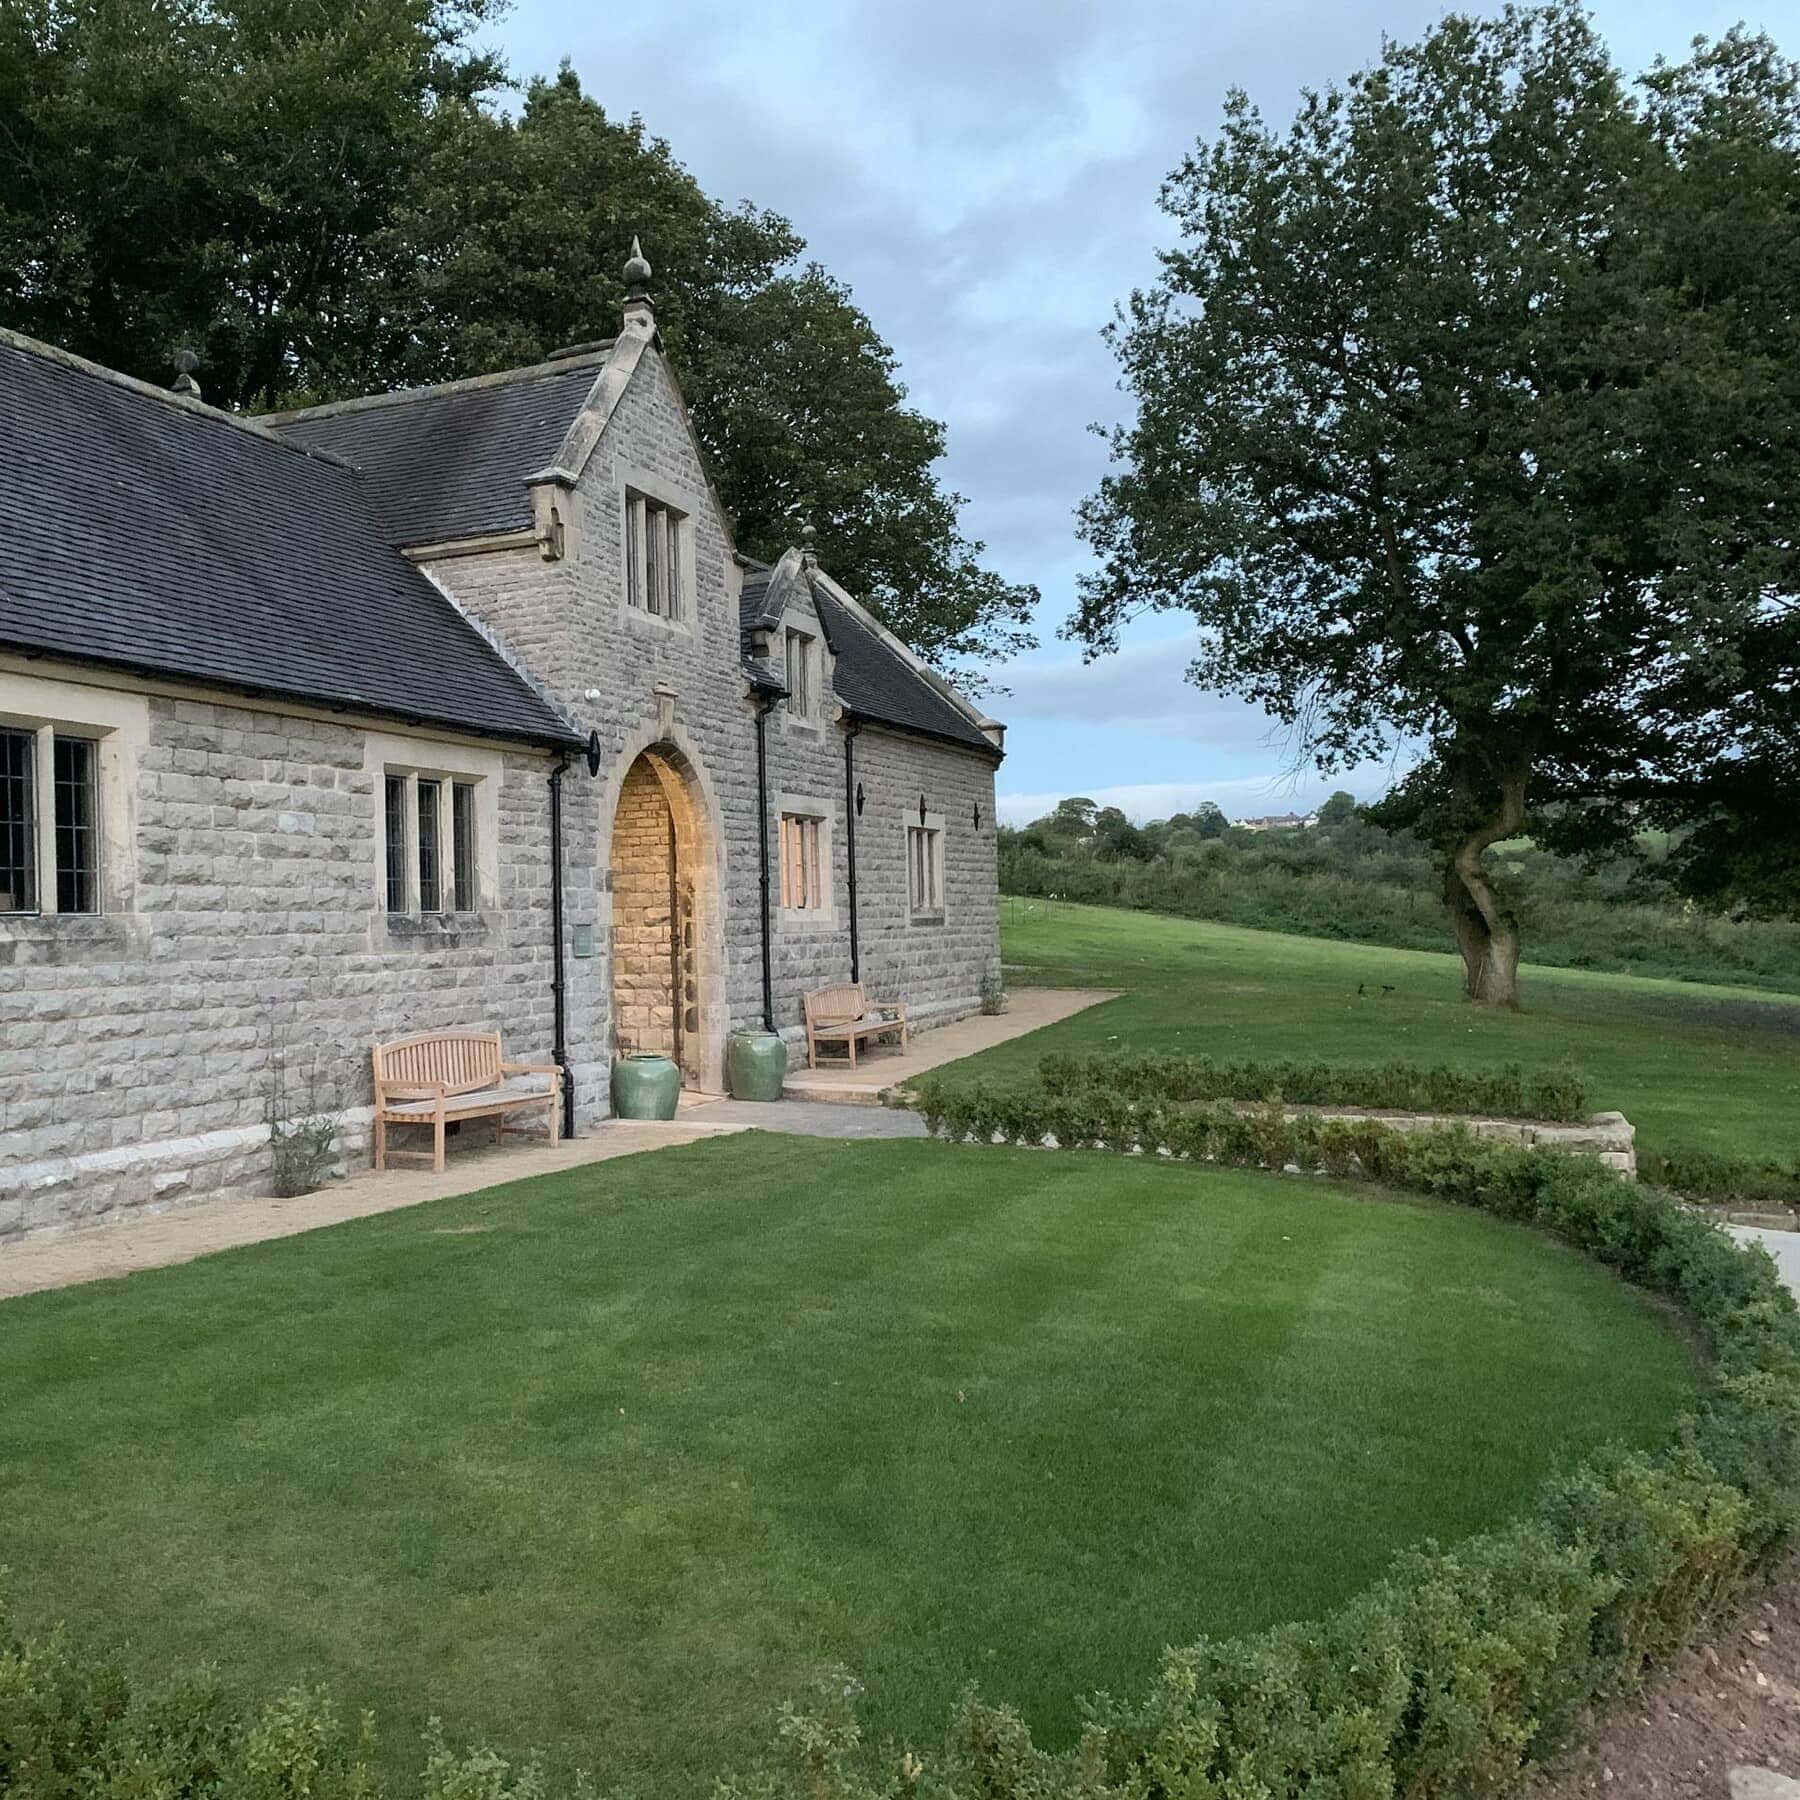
[0,1117,746,1302]
[1729,1224,1800,1298]
[782,986,1119,1103]
[683,1098,930,1139]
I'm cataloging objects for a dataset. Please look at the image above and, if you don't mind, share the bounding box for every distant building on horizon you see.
[1235,810,1319,832]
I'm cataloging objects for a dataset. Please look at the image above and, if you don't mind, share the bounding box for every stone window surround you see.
[774,788,837,929]
[906,810,947,924]
[0,670,147,921]
[616,459,699,634]
[366,730,504,922]
[779,626,831,740]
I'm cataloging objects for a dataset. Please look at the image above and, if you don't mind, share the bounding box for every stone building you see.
[0,249,1006,1239]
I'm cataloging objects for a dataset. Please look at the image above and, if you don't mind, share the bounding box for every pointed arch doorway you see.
[607,742,723,1092]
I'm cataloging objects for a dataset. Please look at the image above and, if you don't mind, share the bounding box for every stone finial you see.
[800,516,817,568]
[623,236,653,305]
[170,346,202,400]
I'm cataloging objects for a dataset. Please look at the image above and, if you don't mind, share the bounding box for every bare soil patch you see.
[1524,1557,1800,1797]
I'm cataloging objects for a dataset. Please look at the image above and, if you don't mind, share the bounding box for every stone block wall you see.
[849,728,1001,1028]
[0,681,564,1239]
[2,335,1007,1238]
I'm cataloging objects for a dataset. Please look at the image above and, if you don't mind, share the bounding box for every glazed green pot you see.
[611,1053,681,1120]
[727,1031,788,1102]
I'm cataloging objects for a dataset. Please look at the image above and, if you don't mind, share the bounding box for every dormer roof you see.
[739,552,1003,759]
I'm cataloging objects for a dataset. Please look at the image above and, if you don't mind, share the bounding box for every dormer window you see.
[784,628,817,719]
[626,492,685,620]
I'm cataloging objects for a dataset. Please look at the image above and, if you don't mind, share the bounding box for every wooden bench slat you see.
[371,1030,560,1173]
[801,982,908,1071]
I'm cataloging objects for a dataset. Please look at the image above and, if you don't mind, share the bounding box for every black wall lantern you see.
[855,780,865,817]
[918,793,928,826]
[973,801,981,829]
[585,729,604,778]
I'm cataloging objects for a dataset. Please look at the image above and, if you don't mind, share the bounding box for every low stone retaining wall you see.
[1262,1103,1638,1177]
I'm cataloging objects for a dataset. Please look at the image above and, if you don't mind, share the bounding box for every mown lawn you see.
[940,900,1800,1168]
[0,1133,1696,1793]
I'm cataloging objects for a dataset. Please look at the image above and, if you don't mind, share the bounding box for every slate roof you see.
[0,336,580,747]
[272,354,608,546]
[738,560,998,756]
[812,589,998,754]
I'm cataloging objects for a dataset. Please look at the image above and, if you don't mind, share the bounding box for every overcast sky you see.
[495,0,1772,824]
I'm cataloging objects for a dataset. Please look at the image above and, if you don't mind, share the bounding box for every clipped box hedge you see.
[1038,1050,1592,1122]
[3,1095,1797,1800]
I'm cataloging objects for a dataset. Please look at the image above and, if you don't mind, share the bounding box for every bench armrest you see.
[379,1081,448,1102]
[500,1061,559,1078]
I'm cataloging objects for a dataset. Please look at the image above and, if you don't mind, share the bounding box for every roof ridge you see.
[265,349,616,425]
[0,327,360,473]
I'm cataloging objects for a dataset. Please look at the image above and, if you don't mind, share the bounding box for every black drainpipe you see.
[843,718,862,982]
[548,753,575,1138]
[754,692,779,1031]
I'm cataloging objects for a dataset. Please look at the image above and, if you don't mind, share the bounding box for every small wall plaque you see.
[572,924,596,958]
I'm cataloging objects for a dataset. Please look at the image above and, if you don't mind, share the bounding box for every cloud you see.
[501,0,1752,806]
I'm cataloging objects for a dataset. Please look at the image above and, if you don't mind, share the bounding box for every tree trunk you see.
[1441,763,1530,1010]
[1444,860,1523,1007]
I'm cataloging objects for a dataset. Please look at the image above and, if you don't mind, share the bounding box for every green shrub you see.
[1038,1050,1591,1121]
[1640,1145,1800,1211]
[0,1613,568,1800]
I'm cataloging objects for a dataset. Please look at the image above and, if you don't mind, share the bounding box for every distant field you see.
[942,901,1800,1168]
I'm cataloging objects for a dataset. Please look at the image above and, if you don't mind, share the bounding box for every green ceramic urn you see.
[611,1053,681,1120]
[727,1031,788,1102]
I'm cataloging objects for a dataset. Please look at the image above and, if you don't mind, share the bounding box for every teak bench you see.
[371,1030,560,1172]
[802,982,908,1070]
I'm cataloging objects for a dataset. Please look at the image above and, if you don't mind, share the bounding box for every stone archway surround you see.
[597,726,728,1096]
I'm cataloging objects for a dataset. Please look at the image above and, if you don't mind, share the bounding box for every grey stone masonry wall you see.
[847,726,1001,1031]
[3,327,1006,1238]
[429,339,1005,1096]
[0,683,562,1240]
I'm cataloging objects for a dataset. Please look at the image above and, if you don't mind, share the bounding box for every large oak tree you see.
[1076,6,1800,1006]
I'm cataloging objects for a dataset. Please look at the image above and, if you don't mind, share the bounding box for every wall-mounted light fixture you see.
[585,729,604,778]
[918,794,928,826]
[972,801,981,829]
[855,781,865,817]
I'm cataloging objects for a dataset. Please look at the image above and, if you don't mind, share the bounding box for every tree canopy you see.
[0,1,1035,672]
[1076,4,1800,1005]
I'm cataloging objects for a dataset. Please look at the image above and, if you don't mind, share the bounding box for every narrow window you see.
[0,728,35,914]
[646,504,665,615]
[384,776,407,912]
[785,630,813,718]
[626,492,684,619]
[908,824,942,916]
[780,812,823,910]
[452,781,476,911]
[417,777,441,913]
[52,736,97,913]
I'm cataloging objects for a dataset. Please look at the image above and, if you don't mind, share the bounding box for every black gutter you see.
[843,719,862,982]
[547,753,575,1138]
[754,691,781,1031]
